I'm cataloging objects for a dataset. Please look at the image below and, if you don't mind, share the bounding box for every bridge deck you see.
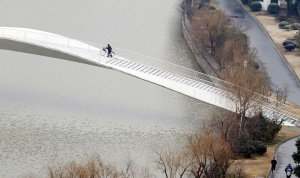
[0,27,299,126]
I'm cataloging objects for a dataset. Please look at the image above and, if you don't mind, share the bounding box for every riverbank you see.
[183,1,300,177]
[220,3,300,178]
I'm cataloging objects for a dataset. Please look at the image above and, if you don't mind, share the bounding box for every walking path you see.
[269,137,298,178]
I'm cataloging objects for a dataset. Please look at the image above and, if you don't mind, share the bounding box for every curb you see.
[232,0,300,87]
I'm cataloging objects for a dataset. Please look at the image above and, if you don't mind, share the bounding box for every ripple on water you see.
[0,104,193,177]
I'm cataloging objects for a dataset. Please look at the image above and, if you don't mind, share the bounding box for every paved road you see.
[211,3,300,176]
[269,137,298,178]
[213,0,300,106]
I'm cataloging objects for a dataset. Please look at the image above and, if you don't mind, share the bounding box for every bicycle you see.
[100,47,115,58]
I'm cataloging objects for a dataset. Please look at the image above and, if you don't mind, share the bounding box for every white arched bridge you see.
[0,27,299,126]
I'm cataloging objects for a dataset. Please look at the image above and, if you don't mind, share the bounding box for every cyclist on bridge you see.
[106,44,112,57]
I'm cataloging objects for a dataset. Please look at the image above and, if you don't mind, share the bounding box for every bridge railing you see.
[1,27,300,121]
[0,27,101,53]
[100,45,300,121]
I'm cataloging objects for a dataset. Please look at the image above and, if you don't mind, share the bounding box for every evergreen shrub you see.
[239,145,254,158]
[292,138,300,177]
[283,25,292,30]
[251,140,267,155]
[293,30,300,48]
[294,165,300,178]
[257,144,267,155]
[268,3,280,14]
[282,40,295,46]
[248,0,257,4]
[295,137,300,150]
[241,0,248,5]
[279,21,289,28]
[250,1,262,11]
[291,23,300,30]
[285,44,296,51]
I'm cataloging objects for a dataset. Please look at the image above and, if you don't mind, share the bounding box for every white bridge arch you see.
[0,27,299,126]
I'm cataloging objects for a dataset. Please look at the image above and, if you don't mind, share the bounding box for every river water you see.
[0,0,217,177]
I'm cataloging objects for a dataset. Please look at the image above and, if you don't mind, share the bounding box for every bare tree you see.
[222,62,270,121]
[273,83,290,104]
[186,129,233,178]
[206,108,238,141]
[190,8,256,71]
[24,154,152,178]
[154,115,234,178]
[120,155,152,178]
[227,160,245,178]
[216,32,252,71]
[191,9,230,59]
[154,148,192,178]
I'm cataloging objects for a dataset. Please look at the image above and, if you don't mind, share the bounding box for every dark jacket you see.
[107,44,112,52]
[285,165,293,172]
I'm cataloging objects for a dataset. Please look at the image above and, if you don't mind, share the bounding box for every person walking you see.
[285,164,293,178]
[106,44,112,57]
[271,157,277,173]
